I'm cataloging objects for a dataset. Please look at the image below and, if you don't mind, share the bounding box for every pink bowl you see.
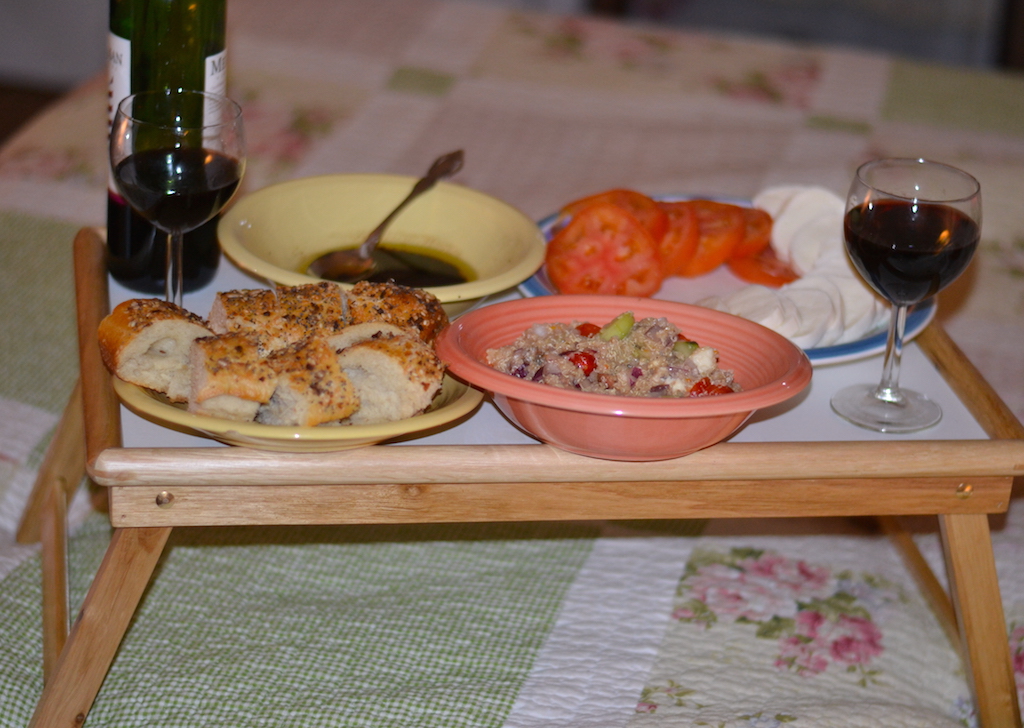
[435,295,812,461]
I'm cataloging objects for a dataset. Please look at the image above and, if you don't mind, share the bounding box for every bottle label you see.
[203,49,229,138]
[108,31,131,193]
[205,49,228,95]
[108,32,131,129]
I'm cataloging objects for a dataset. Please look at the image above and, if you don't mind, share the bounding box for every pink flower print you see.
[671,605,698,621]
[828,615,883,665]
[771,61,820,107]
[0,146,95,183]
[240,99,333,172]
[686,562,801,621]
[777,609,830,674]
[776,609,883,677]
[796,608,826,634]
[777,633,830,675]
[713,60,820,109]
[544,18,587,59]
[739,552,832,600]
[636,702,657,713]
[1010,624,1024,702]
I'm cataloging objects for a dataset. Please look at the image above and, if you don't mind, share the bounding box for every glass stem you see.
[165,231,184,308]
[875,303,908,404]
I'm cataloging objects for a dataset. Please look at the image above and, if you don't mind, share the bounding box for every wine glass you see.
[110,89,245,307]
[831,158,981,432]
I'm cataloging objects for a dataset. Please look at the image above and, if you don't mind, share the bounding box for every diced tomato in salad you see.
[689,377,735,397]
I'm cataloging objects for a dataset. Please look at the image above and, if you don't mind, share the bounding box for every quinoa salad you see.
[485,312,739,398]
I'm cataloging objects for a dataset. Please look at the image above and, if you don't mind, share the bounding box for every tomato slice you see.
[561,189,669,242]
[689,377,734,397]
[655,201,700,277]
[546,203,663,296]
[726,246,800,288]
[565,350,597,375]
[679,200,745,278]
[731,207,773,260]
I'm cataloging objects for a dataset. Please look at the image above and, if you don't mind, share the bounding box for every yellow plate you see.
[113,374,483,452]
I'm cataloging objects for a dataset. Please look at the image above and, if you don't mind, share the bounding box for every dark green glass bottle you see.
[106,0,227,295]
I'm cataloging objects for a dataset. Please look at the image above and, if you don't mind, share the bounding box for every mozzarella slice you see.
[830,276,886,343]
[716,285,789,331]
[770,187,845,264]
[772,292,803,340]
[783,288,835,349]
[751,185,806,219]
[696,294,729,312]
[785,275,846,347]
[787,211,844,276]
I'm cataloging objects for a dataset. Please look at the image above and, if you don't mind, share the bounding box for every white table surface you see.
[110,256,988,451]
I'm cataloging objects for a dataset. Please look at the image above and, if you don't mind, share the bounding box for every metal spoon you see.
[307,149,465,283]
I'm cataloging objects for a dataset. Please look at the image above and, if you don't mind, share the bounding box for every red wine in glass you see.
[844,200,979,305]
[831,159,981,432]
[110,89,245,307]
[114,147,241,233]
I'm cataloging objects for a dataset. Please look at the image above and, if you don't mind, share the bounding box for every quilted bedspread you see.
[1,1,1022,725]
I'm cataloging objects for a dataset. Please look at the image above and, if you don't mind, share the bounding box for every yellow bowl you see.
[218,174,547,316]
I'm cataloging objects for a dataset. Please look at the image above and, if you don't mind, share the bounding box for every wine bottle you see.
[106,0,227,294]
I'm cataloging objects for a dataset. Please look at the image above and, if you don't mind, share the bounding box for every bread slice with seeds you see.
[208,282,349,352]
[333,330,444,425]
[346,281,448,343]
[257,337,359,427]
[98,298,213,403]
[188,332,278,421]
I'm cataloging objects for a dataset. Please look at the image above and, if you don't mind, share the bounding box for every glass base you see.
[830,383,942,433]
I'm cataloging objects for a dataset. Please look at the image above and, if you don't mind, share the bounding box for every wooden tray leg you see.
[39,481,69,683]
[940,513,1022,728]
[878,515,959,648]
[28,526,172,728]
[16,379,87,545]
[14,379,87,682]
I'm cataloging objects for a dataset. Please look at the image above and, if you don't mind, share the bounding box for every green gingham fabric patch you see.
[0,211,80,414]
[0,515,599,727]
[882,60,1024,137]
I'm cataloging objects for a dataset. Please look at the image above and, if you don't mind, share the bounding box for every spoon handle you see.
[358,150,464,258]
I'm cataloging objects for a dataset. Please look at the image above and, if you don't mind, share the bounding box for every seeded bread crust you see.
[188,332,278,421]
[324,321,409,352]
[258,338,359,426]
[208,282,349,351]
[275,282,350,339]
[347,281,448,343]
[207,288,278,337]
[334,331,444,425]
[98,298,213,403]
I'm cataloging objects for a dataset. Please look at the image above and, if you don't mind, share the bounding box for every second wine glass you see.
[110,89,246,306]
[831,158,981,432]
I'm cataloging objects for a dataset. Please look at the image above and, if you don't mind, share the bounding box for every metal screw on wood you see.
[155,491,174,508]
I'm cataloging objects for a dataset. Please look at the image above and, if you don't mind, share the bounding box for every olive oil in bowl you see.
[307,243,474,287]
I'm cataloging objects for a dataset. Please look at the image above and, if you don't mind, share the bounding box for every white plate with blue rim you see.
[519,197,936,367]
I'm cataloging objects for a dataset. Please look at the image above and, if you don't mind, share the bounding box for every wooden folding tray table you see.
[25,228,1024,727]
